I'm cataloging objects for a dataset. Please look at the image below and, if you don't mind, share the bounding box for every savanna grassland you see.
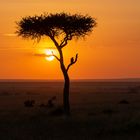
[0,80,140,140]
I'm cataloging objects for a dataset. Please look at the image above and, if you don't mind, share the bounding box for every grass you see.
[0,81,140,139]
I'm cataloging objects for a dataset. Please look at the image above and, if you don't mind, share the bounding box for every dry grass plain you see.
[0,80,140,140]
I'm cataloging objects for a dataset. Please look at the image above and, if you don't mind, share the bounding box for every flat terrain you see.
[0,80,140,140]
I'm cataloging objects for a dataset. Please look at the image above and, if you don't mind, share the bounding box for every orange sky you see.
[0,0,140,79]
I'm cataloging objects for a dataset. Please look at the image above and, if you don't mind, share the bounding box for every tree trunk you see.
[60,63,70,116]
[50,37,71,116]
[58,48,70,116]
[59,60,70,115]
[63,70,70,116]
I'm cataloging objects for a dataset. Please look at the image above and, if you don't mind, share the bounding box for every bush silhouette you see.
[119,100,129,104]
[24,100,35,107]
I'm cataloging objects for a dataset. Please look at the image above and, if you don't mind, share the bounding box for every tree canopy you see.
[16,13,96,47]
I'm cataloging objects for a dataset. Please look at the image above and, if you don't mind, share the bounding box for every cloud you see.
[34,53,47,57]
[3,33,16,37]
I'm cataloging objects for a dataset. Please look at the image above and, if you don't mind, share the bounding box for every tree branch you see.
[51,51,60,61]
[66,53,78,72]
[60,37,67,48]
[49,35,60,49]
[60,34,73,48]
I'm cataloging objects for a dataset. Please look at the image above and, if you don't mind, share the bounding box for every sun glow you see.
[44,49,55,61]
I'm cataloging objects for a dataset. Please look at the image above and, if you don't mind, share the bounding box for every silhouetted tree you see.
[16,13,96,116]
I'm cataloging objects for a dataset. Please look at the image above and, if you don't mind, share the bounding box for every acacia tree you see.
[16,13,96,116]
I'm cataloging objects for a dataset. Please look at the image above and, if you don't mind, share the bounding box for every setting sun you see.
[44,49,55,61]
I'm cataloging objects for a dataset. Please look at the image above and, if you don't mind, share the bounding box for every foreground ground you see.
[0,80,140,140]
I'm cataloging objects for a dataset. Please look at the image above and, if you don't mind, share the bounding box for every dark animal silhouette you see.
[47,96,56,108]
[24,100,35,107]
[39,96,57,108]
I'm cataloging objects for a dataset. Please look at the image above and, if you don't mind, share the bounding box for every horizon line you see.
[0,78,140,82]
